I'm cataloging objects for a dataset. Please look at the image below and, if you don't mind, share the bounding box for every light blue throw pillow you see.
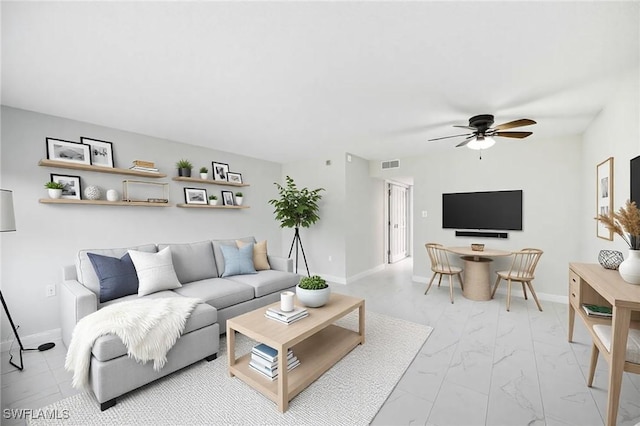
[87,252,139,303]
[220,243,257,277]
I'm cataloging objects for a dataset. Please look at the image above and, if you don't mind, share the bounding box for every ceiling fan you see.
[428,114,536,150]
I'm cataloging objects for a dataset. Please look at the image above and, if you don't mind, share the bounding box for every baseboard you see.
[0,328,61,353]
[346,264,386,284]
[412,275,567,304]
[310,272,347,285]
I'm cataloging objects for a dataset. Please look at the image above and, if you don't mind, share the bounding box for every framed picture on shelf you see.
[46,138,91,165]
[212,162,230,182]
[80,137,114,168]
[221,190,234,206]
[227,172,243,184]
[596,157,614,240]
[50,174,81,200]
[184,187,208,205]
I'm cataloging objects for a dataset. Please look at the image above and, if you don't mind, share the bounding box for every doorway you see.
[387,182,411,263]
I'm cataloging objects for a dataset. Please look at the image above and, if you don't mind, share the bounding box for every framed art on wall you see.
[597,156,614,240]
[81,137,114,168]
[221,190,234,206]
[212,162,230,182]
[46,138,91,165]
[184,187,208,205]
[50,174,81,200]
[227,172,243,184]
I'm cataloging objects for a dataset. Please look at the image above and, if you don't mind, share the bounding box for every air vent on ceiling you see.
[381,159,400,170]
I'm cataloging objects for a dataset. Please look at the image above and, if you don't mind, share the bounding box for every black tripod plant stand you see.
[1,290,55,370]
[288,227,310,276]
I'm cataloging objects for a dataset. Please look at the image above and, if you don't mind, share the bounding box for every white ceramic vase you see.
[200,173,208,180]
[618,249,640,285]
[296,286,330,308]
[209,199,218,206]
[106,189,119,202]
[48,188,62,199]
[235,197,243,206]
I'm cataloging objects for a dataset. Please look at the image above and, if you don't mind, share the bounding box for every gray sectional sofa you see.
[59,236,300,411]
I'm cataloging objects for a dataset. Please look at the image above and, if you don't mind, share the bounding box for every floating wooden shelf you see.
[39,198,172,207]
[39,159,167,178]
[172,176,249,187]
[176,203,249,209]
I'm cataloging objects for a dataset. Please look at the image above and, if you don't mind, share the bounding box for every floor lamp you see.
[1,189,55,371]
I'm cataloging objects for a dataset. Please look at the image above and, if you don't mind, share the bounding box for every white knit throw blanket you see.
[65,297,201,390]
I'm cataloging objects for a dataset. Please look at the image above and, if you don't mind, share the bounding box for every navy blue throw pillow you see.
[87,252,139,303]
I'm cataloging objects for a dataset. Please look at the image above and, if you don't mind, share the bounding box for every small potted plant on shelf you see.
[199,167,208,180]
[208,195,219,206]
[296,275,330,307]
[235,192,243,206]
[44,181,65,199]
[176,159,193,177]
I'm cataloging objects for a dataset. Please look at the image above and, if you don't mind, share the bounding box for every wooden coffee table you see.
[226,293,365,412]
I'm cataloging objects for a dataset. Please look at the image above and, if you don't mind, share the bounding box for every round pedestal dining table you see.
[445,246,512,301]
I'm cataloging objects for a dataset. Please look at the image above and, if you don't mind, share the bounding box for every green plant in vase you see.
[176,159,193,177]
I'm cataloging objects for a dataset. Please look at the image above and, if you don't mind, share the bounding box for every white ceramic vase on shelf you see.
[235,197,243,206]
[618,249,640,284]
[48,188,62,199]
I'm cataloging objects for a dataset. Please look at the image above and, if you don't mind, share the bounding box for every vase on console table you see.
[618,249,640,285]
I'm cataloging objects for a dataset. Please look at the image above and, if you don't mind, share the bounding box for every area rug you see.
[30,311,432,426]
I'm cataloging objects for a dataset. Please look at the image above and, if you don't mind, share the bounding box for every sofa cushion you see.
[237,239,271,271]
[128,247,182,296]
[225,270,301,298]
[172,278,255,310]
[87,252,139,303]
[92,296,217,362]
[220,243,257,277]
[158,241,217,284]
[77,244,157,298]
[212,236,255,277]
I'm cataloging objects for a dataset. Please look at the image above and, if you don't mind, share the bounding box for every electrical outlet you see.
[422,210,428,218]
[46,284,56,297]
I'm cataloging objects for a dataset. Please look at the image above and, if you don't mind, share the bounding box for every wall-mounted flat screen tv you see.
[442,190,523,231]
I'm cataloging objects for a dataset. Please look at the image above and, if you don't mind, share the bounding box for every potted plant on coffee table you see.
[176,159,193,177]
[296,275,330,307]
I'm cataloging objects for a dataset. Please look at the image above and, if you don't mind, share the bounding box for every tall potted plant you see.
[269,176,324,275]
[597,200,640,284]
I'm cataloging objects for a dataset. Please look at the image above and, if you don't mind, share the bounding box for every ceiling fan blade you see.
[453,125,476,130]
[428,132,474,142]
[493,131,533,139]
[455,136,475,147]
[493,119,536,131]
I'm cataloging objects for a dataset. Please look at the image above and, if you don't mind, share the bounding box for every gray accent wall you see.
[0,106,283,339]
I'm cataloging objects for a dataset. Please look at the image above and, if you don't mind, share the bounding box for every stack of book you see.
[130,160,159,173]
[582,303,613,318]
[249,343,300,381]
[264,305,308,324]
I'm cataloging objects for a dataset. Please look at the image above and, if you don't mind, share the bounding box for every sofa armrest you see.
[60,276,97,348]
[268,255,293,273]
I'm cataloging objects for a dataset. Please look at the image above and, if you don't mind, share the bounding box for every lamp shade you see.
[0,189,16,232]
[467,135,496,150]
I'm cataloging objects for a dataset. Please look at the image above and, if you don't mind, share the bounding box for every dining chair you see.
[587,325,640,389]
[491,248,543,311]
[424,243,464,304]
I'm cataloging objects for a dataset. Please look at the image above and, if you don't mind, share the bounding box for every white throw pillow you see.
[128,247,182,296]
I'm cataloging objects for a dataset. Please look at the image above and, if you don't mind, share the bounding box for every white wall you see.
[580,67,640,259]
[371,133,582,298]
[0,106,283,340]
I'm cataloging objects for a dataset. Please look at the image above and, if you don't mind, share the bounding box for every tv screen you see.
[442,190,523,231]
[631,155,640,206]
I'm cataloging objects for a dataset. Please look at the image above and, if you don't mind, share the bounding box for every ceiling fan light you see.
[467,135,496,150]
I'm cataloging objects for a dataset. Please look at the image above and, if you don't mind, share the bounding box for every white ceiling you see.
[2,1,638,164]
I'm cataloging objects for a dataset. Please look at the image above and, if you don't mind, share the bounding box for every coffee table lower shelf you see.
[229,324,362,407]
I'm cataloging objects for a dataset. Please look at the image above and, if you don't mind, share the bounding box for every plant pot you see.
[209,200,219,206]
[200,173,208,180]
[296,286,330,308]
[48,188,62,199]
[235,197,244,206]
[619,249,640,284]
[178,168,192,177]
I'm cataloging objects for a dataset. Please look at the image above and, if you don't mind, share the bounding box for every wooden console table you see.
[568,263,640,426]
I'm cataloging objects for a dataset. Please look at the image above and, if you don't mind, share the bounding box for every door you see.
[388,183,409,263]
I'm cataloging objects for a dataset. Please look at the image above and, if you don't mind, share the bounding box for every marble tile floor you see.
[2,258,640,425]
